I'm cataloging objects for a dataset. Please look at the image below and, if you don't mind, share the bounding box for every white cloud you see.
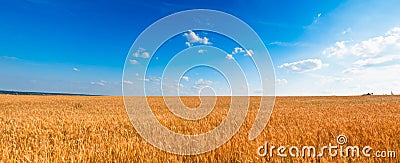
[323,27,400,92]
[195,78,213,85]
[227,47,254,56]
[245,49,254,56]
[323,27,400,58]
[72,67,79,72]
[198,49,206,53]
[90,80,106,86]
[141,52,150,58]
[338,64,400,95]
[137,76,161,84]
[279,59,327,73]
[226,54,234,60]
[181,76,189,82]
[276,78,288,85]
[123,80,134,85]
[233,47,245,54]
[342,68,358,74]
[149,76,161,82]
[322,41,350,58]
[183,30,211,46]
[310,13,322,25]
[133,48,144,57]
[352,36,387,57]
[129,59,139,64]
[353,54,400,67]
[133,48,150,58]
[138,78,149,82]
[231,47,254,56]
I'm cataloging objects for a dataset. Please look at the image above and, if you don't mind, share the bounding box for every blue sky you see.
[1,0,400,95]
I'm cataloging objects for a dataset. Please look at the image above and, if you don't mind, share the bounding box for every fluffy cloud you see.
[231,47,254,56]
[191,78,213,90]
[323,27,400,58]
[276,78,288,85]
[353,54,400,67]
[129,59,139,64]
[226,54,234,60]
[322,41,349,58]
[233,47,245,54]
[189,79,213,91]
[181,76,189,82]
[337,64,400,95]
[245,49,254,56]
[195,78,213,85]
[133,48,150,58]
[141,52,150,58]
[279,59,327,73]
[322,27,400,96]
[72,67,79,72]
[183,30,211,46]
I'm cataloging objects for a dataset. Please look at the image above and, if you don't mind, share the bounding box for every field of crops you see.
[0,95,399,162]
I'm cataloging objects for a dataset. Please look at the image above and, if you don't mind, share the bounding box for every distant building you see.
[362,93,373,96]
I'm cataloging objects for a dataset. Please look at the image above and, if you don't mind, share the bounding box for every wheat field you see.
[0,95,399,162]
